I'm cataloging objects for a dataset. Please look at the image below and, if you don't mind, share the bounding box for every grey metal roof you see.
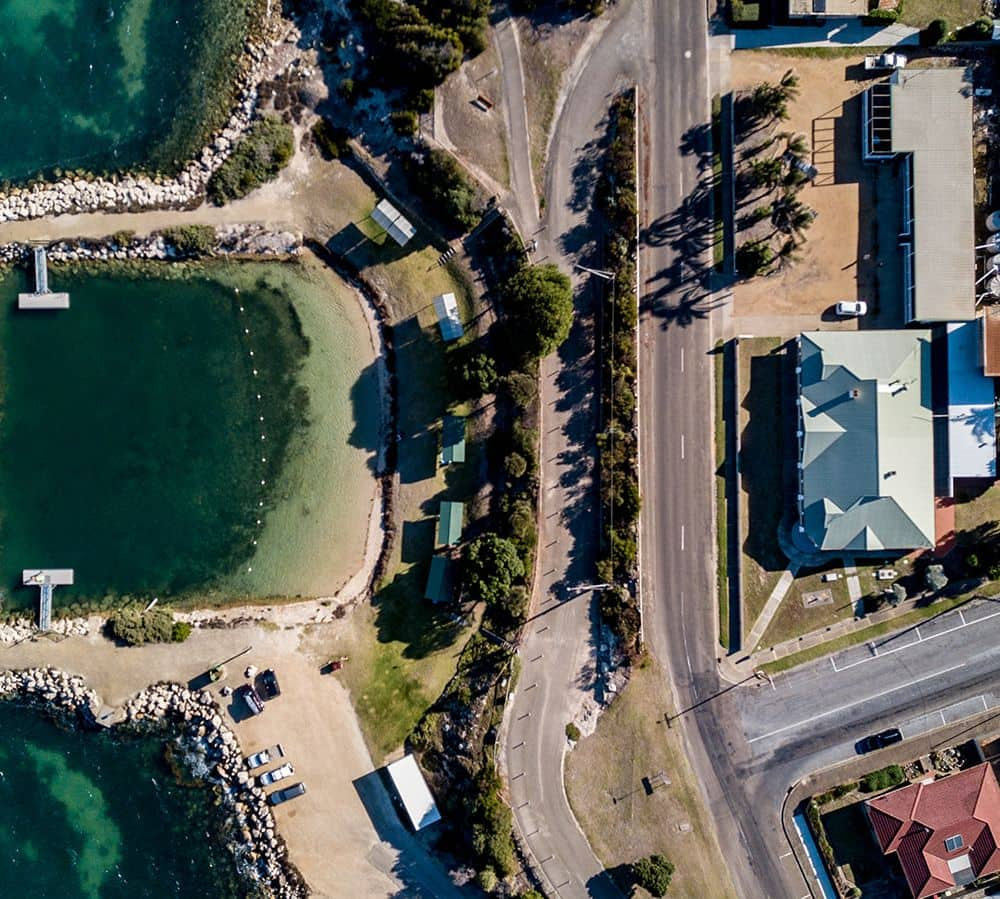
[789,0,864,14]
[890,67,975,323]
[798,331,935,551]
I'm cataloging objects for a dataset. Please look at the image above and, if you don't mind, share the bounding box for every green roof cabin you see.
[424,555,453,603]
[440,415,466,465]
[437,501,464,546]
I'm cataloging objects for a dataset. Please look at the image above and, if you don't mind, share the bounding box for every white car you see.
[245,743,284,770]
[836,300,867,317]
[258,762,295,787]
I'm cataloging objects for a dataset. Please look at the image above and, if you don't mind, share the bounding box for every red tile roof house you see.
[865,763,1000,898]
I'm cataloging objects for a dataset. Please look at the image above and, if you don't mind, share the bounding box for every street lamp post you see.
[574,262,617,576]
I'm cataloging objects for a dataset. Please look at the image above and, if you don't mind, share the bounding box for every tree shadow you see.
[348,358,384,475]
[401,519,436,565]
[372,564,465,660]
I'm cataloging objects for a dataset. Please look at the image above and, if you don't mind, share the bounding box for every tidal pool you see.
[0,0,250,182]
[0,702,249,898]
[0,258,381,609]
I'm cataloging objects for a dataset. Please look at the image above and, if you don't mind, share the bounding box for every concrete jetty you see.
[18,247,69,309]
[23,569,75,631]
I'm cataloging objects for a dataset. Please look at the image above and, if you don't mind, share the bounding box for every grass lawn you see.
[565,660,737,899]
[738,337,789,636]
[900,0,982,28]
[821,803,886,885]
[761,582,1000,675]
[715,344,729,649]
[757,566,854,651]
[955,482,1000,537]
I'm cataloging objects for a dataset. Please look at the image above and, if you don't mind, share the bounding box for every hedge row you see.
[594,90,642,659]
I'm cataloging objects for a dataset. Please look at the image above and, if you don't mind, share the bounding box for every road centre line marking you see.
[681,434,685,459]
[680,347,684,372]
[747,663,966,744]
[779,851,793,859]
[680,525,685,552]
[831,608,1000,672]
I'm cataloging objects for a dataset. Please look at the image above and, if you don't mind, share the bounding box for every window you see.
[945,835,964,853]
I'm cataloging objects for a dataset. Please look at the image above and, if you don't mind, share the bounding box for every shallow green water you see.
[0,263,313,607]
[0,703,247,898]
[0,0,249,182]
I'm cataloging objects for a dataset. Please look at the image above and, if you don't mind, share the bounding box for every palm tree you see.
[786,133,809,157]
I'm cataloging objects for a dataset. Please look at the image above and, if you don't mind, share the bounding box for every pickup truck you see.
[865,53,906,71]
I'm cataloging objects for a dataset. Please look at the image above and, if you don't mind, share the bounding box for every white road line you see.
[680,525,685,552]
[939,711,946,726]
[747,663,966,744]
[680,347,685,372]
[831,607,1000,672]
[681,434,685,459]
[779,851,793,859]
[680,592,693,676]
[960,610,968,625]
[915,627,922,641]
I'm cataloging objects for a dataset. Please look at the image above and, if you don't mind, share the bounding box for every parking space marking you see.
[830,607,1000,672]
[747,663,965,744]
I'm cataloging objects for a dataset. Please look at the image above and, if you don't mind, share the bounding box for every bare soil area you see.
[730,52,900,328]
[436,45,510,194]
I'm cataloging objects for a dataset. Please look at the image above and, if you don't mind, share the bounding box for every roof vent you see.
[850,388,861,399]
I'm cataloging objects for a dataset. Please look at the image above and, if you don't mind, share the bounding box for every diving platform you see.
[23,569,74,631]
[18,247,69,309]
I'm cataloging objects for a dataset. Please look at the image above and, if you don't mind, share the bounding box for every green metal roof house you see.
[440,415,466,465]
[796,331,935,552]
[424,555,453,603]
[437,501,464,546]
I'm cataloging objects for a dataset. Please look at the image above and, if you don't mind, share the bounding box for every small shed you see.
[371,198,415,247]
[424,555,453,603]
[433,292,463,342]
[440,415,466,465]
[437,501,464,546]
[386,754,442,831]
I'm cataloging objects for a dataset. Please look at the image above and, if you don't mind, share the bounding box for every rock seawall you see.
[0,12,288,224]
[1,667,307,898]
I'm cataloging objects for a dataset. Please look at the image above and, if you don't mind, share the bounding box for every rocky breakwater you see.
[121,682,308,898]
[0,22,284,223]
[0,616,89,644]
[0,225,303,265]
[0,666,100,715]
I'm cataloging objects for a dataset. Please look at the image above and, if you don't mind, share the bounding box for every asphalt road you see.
[501,2,645,896]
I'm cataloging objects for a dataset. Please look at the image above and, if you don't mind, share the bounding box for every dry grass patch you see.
[438,45,510,191]
[901,0,984,28]
[517,14,595,192]
[565,660,737,899]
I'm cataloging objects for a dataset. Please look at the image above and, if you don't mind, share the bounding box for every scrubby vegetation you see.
[311,118,351,160]
[162,225,217,257]
[107,605,191,646]
[502,264,574,361]
[206,115,294,205]
[404,148,482,234]
[593,90,642,659]
[860,764,905,793]
[631,854,675,897]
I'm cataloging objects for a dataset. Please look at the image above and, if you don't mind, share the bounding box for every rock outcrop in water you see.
[0,668,307,899]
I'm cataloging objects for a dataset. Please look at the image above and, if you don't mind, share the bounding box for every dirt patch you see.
[729,52,902,330]
[565,660,737,899]
[436,45,510,194]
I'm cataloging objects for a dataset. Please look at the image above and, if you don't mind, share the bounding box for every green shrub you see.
[312,118,351,160]
[477,867,497,892]
[162,225,216,257]
[864,7,898,22]
[459,352,497,396]
[464,534,525,608]
[111,229,136,246]
[207,116,295,205]
[390,109,419,136]
[957,17,993,40]
[171,621,192,642]
[860,764,905,793]
[108,607,178,646]
[405,148,480,232]
[504,452,528,480]
[736,240,773,277]
[503,371,538,409]
[730,0,761,23]
[470,764,516,875]
[565,722,581,741]
[631,854,674,897]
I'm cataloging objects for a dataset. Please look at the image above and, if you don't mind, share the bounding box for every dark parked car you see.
[260,668,281,699]
[857,728,903,754]
[236,684,264,716]
[268,782,307,806]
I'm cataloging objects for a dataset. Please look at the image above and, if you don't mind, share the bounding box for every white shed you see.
[433,292,463,342]
[371,198,415,247]
[386,754,441,831]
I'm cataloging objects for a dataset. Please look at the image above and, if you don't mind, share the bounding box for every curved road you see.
[501,1,646,896]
